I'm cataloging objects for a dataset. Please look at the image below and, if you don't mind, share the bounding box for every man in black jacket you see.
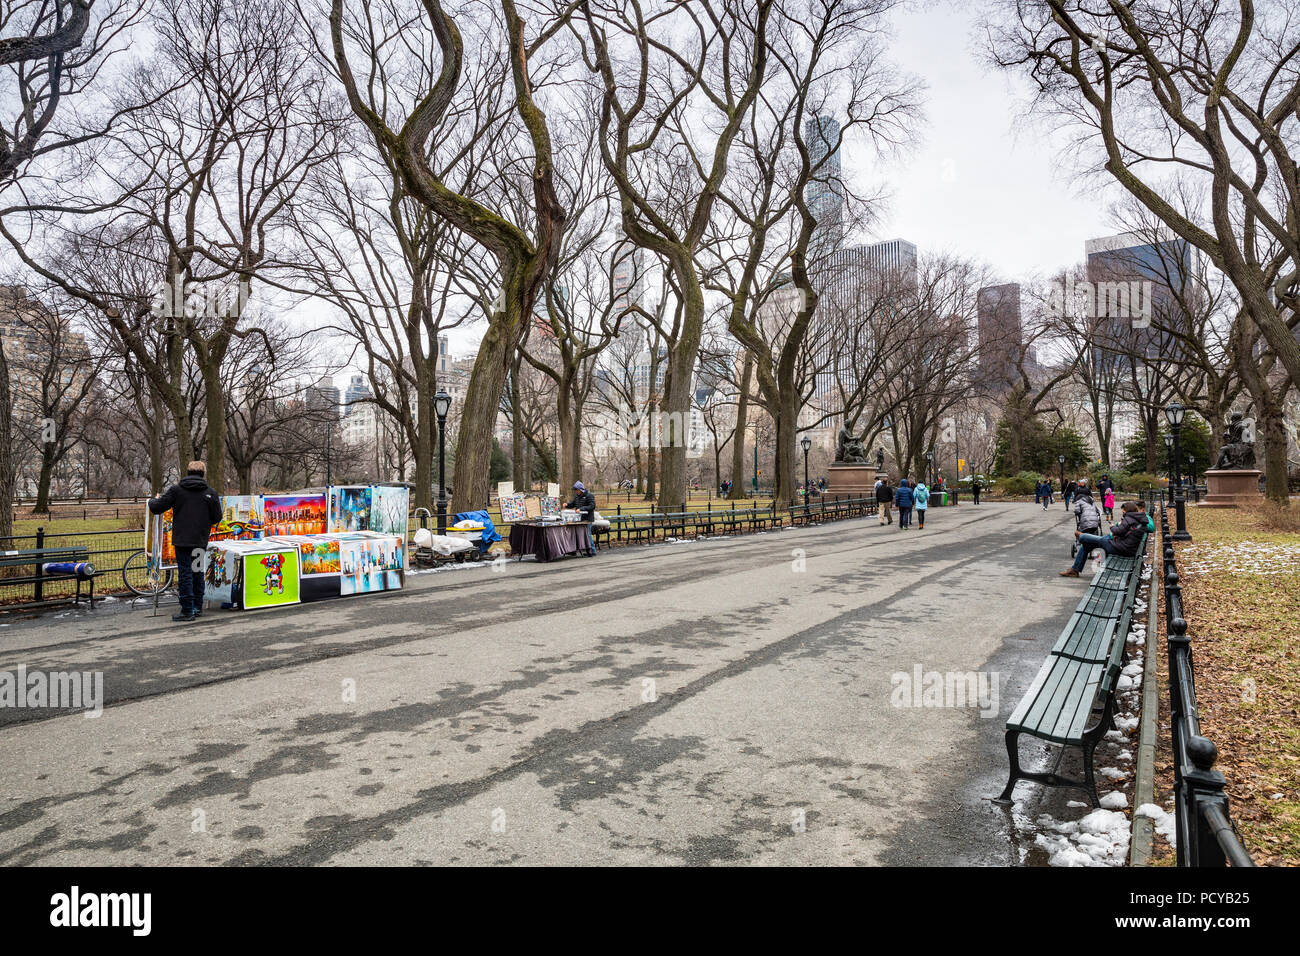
[149,461,222,620]
[565,481,598,556]
[1060,501,1146,577]
[875,475,894,525]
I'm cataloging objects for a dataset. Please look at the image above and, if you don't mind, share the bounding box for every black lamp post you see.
[1188,454,1197,501]
[800,435,811,502]
[1165,402,1191,541]
[434,389,452,534]
[926,449,935,487]
[1057,453,1065,495]
[1170,434,1180,509]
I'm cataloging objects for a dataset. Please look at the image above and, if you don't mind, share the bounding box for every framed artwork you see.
[241,549,301,609]
[203,546,238,605]
[500,494,527,523]
[297,535,341,576]
[338,533,404,595]
[370,486,409,537]
[262,494,327,536]
[210,495,265,543]
[144,506,176,570]
[329,486,372,533]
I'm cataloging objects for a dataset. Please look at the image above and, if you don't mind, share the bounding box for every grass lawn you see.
[1172,504,1300,865]
[9,515,140,538]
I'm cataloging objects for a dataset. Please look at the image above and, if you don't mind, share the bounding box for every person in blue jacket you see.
[895,478,915,529]
[913,480,930,529]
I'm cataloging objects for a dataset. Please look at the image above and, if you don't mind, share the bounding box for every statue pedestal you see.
[825,462,878,498]
[1201,469,1263,508]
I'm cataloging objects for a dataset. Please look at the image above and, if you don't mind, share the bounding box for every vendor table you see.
[508,521,593,562]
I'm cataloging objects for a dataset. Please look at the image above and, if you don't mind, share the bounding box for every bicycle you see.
[121,549,175,597]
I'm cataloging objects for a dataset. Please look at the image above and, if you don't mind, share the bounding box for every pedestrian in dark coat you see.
[148,460,222,621]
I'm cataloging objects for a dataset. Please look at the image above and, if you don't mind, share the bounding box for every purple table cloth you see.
[508,522,592,562]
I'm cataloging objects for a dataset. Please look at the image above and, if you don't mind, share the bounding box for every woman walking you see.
[895,478,915,529]
[913,479,930,529]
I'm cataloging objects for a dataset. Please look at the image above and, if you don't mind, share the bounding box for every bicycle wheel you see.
[121,549,174,597]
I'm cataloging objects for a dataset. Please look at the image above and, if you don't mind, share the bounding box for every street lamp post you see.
[800,435,811,504]
[1188,454,1197,502]
[434,389,452,535]
[1165,402,1191,541]
[1057,454,1065,496]
[926,449,935,488]
[1170,434,1180,509]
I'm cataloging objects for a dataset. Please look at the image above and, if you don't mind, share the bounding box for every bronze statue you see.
[1213,412,1256,470]
[835,424,870,464]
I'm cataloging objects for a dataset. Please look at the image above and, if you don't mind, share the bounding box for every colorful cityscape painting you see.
[329,486,371,533]
[262,494,328,536]
[338,534,404,595]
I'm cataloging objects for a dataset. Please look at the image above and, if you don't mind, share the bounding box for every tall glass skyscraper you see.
[804,114,844,255]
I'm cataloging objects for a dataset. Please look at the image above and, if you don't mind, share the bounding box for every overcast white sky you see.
[865,0,1118,283]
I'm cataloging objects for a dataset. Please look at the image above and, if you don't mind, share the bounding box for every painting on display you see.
[262,494,327,536]
[296,535,341,576]
[500,494,527,523]
[203,546,239,605]
[144,506,176,569]
[210,495,265,543]
[370,486,409,537]
[329,486,371,533]
[241,548,301,609]
[338,534,404,596]
[540,496,561,516]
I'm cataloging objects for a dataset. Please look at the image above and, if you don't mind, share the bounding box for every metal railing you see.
[1159,504,1255,867]
[0,527,153,606]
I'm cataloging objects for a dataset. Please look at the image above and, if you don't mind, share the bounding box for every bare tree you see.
[986,0,1300,399]
[329,0,569,513]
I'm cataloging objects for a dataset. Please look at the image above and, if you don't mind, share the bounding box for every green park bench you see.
[996,533,1147,807]
[0,546,99,610]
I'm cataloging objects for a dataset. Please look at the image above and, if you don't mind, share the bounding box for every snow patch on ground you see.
[1033,808,1132,866]
[1136,803,1178,848]
[1178,540,1300,576]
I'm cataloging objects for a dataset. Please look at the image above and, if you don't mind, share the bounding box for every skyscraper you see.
[343,373,372,408]
[805,114,844,256]
[977,282,1023,391]
[1084,230,1194,360]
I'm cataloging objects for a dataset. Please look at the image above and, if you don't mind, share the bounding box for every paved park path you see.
[0,502,1091,865]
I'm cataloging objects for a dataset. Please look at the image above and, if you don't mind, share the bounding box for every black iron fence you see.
[1159,504,1255,867]
[0,527,155,606]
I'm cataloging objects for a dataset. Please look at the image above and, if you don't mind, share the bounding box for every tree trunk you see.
[450,310,515,514]
[0,343,13,540]
[729,351,753,499]
[33,448,55,513]
[1258,403,1289,503]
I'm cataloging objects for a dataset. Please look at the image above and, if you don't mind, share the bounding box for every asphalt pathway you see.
[0,502,1091,865]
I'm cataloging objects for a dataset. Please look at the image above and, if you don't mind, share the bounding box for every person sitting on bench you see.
[1060,500,1145,578]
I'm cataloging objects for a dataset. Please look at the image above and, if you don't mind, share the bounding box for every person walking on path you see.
[1060,501,1147,577]
[1102,485,1115,521]
[895,478,915,529]
[148,460,222,622]
[1064,478,1077,510]
[913,479,930,529]
[971,478,982,505]
[876,474,894,525]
